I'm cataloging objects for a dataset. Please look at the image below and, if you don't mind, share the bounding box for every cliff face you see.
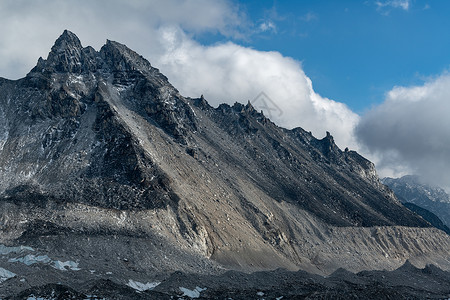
[0,32,449,291]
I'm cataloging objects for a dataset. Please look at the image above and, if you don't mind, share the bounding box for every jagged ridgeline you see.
[0,31,449,279]
[0,30,425,225]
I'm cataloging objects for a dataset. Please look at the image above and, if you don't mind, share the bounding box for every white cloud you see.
[155,26,360,150]
[300,12,318,22]
[375,0,411,14]
[356,73,450,190]
[376,0,410,10]
[259,20,276,32]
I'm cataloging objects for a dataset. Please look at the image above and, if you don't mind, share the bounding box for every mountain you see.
[382,175,450,228]
[0,31,449,297]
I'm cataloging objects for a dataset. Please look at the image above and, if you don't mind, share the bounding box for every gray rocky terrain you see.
[4,261,450,299]
[0,31,449,298]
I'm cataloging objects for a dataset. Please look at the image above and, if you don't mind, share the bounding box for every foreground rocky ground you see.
[2,261,449,299]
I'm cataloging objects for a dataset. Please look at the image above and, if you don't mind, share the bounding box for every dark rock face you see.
[382,175,450,228]
[0,31,449,298]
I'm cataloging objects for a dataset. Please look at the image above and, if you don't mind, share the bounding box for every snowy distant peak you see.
[382,175,450,229]
[383,175,450,204]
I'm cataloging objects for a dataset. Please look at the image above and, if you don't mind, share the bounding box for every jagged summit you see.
[52,29,83,51]
[30,30,94,74]
[30,30,156,77]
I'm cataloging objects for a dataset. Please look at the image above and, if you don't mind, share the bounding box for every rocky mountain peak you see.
[29,31,166,85]
[100,40,153,73]
[31,30,98,74]
[52,29,83,52]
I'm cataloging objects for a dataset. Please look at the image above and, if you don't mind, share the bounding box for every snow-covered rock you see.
[126,279,160,291]
[0,266,16,283]
[179,286,207,298]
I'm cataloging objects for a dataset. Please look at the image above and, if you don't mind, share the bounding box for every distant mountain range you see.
[0,31,449,298]
[382,175,450,231]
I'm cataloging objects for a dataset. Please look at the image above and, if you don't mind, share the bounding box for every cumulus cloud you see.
[155,26,359,149]
[356,73,450,190]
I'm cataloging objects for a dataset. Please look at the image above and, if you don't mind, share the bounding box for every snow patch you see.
[179,286,207,298]
[127,279,160,291]
[53,260,80,271]
[257,291,265,296]
[9,254,51,265]
[24,296,55,300]
[0,267,16,283]
[9,254,80,271]
[159,86,176,106]
[68,75,84,84]
[115,85,130,92]
[0,108,9,151]
[0,244,34,255]
[84,295,105,300]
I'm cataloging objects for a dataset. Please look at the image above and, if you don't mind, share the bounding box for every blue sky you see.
[197,0,449,112]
